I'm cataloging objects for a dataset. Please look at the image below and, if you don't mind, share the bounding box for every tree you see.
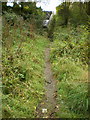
[56,2,70,26]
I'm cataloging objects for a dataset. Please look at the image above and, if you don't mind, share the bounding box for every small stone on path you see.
[42,108,47,113]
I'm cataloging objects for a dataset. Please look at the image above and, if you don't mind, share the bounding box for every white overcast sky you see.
[36,0,62,13]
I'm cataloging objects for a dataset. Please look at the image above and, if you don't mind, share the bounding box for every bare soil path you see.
[36,45,58,118]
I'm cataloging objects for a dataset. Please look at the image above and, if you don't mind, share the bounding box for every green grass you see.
[50,25,88,118]
[2,22,49,118]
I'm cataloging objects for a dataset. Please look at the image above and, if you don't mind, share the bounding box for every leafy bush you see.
[3,11,20,26]
[51,25,89,64]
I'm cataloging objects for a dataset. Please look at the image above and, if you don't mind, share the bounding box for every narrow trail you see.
[36,45,58,118]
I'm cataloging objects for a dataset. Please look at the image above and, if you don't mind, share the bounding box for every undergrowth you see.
[2,13,48,118]
[50,25,89,118]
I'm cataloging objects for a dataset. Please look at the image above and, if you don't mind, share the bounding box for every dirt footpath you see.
[36,46,58,118]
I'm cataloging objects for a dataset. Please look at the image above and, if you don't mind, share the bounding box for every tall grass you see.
[2,13,49,118]
[50,25,89,118]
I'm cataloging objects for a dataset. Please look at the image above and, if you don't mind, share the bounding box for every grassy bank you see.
[2,18,49,117]
[50,25,88,118]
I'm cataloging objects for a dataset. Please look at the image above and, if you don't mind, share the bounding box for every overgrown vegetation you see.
[1,1,90,118]
[2,3,49,118]
[50,2,89,118]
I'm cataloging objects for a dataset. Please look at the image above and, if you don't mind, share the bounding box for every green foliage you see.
[2,12,49,118]
[2,2,90,118]
[2,2,46,33]
[69,2,89,25]
[51,25,89,64]
[3,11,20,25]
[50,26,88,118]
[56,2,89,26]
[56,2,70,26]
